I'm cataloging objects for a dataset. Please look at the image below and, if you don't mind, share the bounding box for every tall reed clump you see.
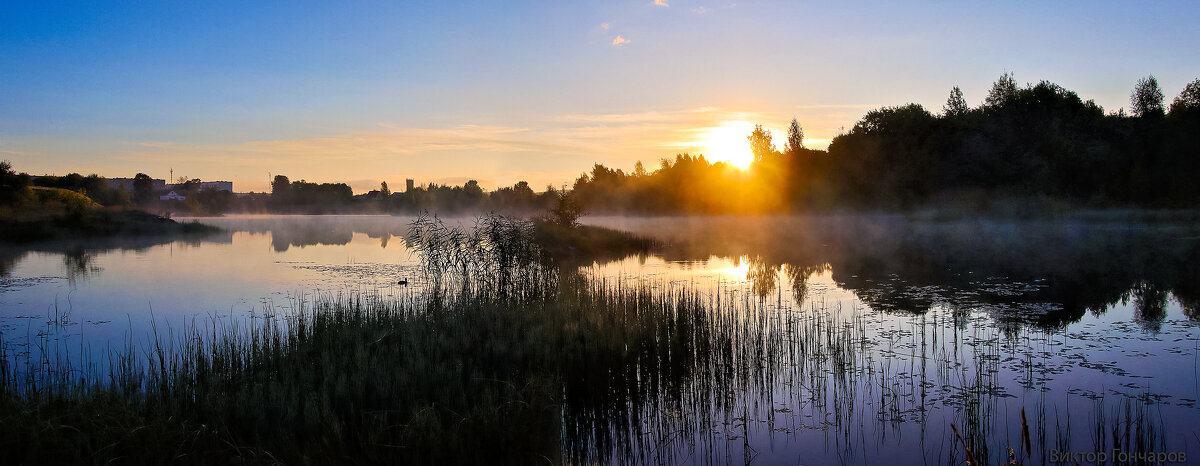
[408,213,555,299]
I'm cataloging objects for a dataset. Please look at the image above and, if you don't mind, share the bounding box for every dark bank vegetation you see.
[0,162,218,243]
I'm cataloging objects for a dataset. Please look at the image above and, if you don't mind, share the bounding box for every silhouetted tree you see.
[463,179,485,208]
[0,160,31,204]
[1170,78,1200,115]
[549,190,584,228]
[271,175,291,198]
[984,72,1018,106]
[133,173,154,203]
[270,174,292,208]
[784,118,804,153]
[380,181,391,198]
[633,161,647,177]
[747,124,776,163]
[943,86,968,116]
[1130,75,1165,117]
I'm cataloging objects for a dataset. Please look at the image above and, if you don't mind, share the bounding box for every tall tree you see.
[1169,78,1200,114]
[944,86,968,116]
[271,175,290,196]
[549,190,584,228]
[133,173,154,203]
[984,72,1018,106]
[380,181,391,198]
[0,160,31,204]
[784,118,804,153]
[747,124,776,163]
[1130,75,1165,117]
[270,175,292,209]
[464,180,485,198]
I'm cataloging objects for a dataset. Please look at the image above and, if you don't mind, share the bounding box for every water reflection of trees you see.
[0,248,27,277]
[199,216,414,252]
[159,215,1200,330]
[0,232,232,283]
[593,216,1200,329]
[63,249,101,285]
[1128,282,1169,332]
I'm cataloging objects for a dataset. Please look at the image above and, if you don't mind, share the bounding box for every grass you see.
[0,207,218,243]
[0,186,218,243]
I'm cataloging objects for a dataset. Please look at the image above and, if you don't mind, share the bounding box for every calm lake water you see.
[2,214,1198,464]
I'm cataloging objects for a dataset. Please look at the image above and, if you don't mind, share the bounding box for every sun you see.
[698,120,756,169]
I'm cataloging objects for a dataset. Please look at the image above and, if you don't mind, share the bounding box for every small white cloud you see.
[654,0,669,6]
[611,35,630,46]
[601,23,610,30]
[693,6,710,14]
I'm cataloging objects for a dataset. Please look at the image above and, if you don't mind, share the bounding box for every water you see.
[1,214,1198,464]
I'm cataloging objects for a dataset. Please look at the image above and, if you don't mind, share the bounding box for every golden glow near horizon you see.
[697,120,758,169]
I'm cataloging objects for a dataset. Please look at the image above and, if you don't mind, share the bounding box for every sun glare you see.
[698,121,757,170]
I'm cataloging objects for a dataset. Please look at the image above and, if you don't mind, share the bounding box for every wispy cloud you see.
[559,107,749,126]
[0,148,45,158]
[611,35,630,46]
[560,110,691,124]
[793,104,882,110]
[601,23,610,30]
[693,6,710,14]
[654,0,669,6]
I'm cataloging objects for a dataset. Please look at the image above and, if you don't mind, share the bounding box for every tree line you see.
[570,74,1200,213]
[5,73,1199,216]
[267,175,564,214]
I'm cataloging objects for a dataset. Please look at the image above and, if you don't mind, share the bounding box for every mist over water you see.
[1,214,1198,464]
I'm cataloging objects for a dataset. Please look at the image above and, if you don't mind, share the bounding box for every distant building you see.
[406,179,415,192]
[194,181,233,192]
[166,180,234,192]
[160,191,186,201]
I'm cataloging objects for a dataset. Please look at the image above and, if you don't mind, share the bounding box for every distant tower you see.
[406,179,415,192]
[170,168,174,183]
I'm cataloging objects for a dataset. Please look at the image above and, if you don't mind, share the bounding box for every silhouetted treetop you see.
[784,118,804,153]
[852,104,933,134]
[271,175,291,196]
[0,160,32,204]
[1170,78,1200,115]
[748,124,776,163]
[944,86,968,117]
[984,72,1018,107]
[1131,75,1165,117]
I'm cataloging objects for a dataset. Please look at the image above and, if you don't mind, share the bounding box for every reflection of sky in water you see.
[1,215,1198,464]
[0,230,423,353]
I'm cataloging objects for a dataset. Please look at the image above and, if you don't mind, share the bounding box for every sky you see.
[2,0,1198,193]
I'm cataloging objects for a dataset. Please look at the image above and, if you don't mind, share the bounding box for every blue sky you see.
[2,0,1198,192]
